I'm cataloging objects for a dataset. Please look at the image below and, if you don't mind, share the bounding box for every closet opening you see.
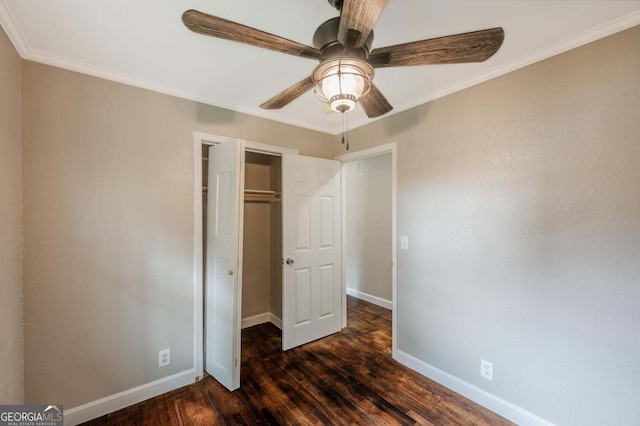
[240,151,283,331]
[201,142,285,386]
[194,132,346,389]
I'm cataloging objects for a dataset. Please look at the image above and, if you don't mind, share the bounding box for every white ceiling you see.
[2,0,639,134]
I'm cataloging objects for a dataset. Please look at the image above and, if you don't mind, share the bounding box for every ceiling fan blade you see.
[369,27,505,67]
[360,85,393,118]
[338,0,388,48]
[260,77,315,109]
[182,10,322,60]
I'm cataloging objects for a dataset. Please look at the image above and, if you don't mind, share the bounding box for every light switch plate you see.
[400,236,409,250]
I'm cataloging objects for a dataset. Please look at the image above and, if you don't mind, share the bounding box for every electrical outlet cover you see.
[481,359,493,381]
[159,348,171,367]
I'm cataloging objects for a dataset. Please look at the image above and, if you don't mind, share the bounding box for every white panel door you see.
[282,154,341,350]
[205,139,244,391]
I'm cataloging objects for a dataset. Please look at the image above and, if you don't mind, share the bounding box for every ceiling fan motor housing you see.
[313,17,374,58]
[311,15,376,114]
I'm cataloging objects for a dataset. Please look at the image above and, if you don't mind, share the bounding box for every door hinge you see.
[235,358,238,367]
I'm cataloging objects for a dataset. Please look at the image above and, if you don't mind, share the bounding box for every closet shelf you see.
[201,188,281,202]
[245,189,278,195]
[244,189,281,203]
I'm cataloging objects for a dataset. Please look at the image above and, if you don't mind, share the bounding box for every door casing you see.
[192,131,297,381]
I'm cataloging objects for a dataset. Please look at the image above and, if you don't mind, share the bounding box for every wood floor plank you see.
[82,296,513,426]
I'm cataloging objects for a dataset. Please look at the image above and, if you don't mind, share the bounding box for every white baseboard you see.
[242,312,282,330]
[269,313,282,330]
[346,287,393,310]
[396,351,554,426]
[64,369,194,426]
[242,312,271,329]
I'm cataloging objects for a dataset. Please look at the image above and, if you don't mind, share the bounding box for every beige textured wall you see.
[344,153,392,302]
[242,153,272,318]
[241,153,283,321]
[21,61,334,408]
[0,25,24,404]
[341,26,640,425]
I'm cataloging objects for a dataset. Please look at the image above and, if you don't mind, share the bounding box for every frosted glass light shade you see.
[312,58,374,114]
[321,66,365,113]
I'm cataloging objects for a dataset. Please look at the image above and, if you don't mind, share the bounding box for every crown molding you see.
[2,1,639,136]
[345,9,640,134]
[0,0,29,55]
[0,1,335,134]
[25,47,335,134]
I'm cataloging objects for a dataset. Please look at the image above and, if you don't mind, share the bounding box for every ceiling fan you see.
[182,0,504,118]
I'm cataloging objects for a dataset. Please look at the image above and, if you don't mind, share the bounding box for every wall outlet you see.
[159,348,171,367]
[481,359,493,381]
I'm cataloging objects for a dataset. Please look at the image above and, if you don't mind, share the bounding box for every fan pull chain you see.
[340,111,350,151]
[346,112,350,151]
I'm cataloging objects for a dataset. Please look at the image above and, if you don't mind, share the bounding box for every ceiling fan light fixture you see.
[324,66,363,113]
[313,59,374,113]
[183,4,504,119]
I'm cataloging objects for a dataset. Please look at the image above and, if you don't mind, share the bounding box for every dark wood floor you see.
[83,296,513,425]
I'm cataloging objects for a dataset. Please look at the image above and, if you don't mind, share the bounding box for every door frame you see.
[192,131,297,381]
[336,143,398,359]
